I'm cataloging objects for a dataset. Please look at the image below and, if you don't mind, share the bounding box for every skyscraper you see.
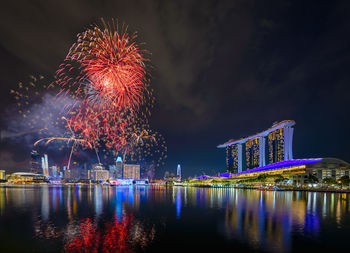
[123,164,140,180]
[177,164,182,178]
[109,165,117,178]
[44,154,49,177]
[116,156,123,178]
[0,170,5,180]
[30,150,41,174]
[90,164,109,182]
[41,154,49,177]
[51,166,57,178]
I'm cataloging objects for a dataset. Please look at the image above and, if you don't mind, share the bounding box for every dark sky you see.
[1,0,350,177]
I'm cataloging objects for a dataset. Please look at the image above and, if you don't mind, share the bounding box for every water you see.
[0,185,350,252]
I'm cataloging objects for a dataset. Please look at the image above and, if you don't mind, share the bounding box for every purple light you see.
[194,159,321,180]
[215,172,233,178]
[195,175,208,180]
[234,158,322,176]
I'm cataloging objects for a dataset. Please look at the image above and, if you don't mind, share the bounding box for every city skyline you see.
[1,1,350,178]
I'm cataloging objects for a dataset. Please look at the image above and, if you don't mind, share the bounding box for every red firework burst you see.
[56,19,149,151]
[58,19,147,112]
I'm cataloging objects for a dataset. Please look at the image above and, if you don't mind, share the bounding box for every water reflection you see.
[175,187,182,219]
[174,188,350,252]
[0,186,350,252]
[63,213,154,253]
[0,185,158,252]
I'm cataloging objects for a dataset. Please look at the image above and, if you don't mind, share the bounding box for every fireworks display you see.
[10,19,167,172]
[10,75,63,135]
[56,19,151,151]
[125,127,167,176]
[57,20,147,110]
[9,75,78,151]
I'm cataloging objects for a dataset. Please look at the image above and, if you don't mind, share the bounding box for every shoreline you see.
[176,183,350,193]
[1,183,350,193]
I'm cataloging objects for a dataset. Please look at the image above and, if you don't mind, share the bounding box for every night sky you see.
[1,0,350,177]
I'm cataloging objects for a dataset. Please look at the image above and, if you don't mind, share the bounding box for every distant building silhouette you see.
[164,171,170,179]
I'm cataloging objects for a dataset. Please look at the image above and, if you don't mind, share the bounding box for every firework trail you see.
[33,117,94,170]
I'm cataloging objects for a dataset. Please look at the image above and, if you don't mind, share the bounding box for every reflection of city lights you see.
[41,186,49,221]
[176,188,182,219]
[2,186,350,252]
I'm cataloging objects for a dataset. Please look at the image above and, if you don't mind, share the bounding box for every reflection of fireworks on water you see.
[63,213,155,253]
[131,220,156,249]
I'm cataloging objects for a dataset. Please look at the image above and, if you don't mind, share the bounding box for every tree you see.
[322,177,336,185]
[257,174,267,181]
[306,174,319,184]
[275,175,286,183]
[338,175,350,186]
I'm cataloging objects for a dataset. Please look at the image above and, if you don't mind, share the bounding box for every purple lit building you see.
[218,120,295,173]
[214,120,350,184]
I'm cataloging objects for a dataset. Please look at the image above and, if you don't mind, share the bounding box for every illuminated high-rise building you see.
[45,154,49,176]
[245,138,260,171]
[177,164,182,178]
[90,164,109,182]
[109,165,117,178]
[225,143,244,173]
[225,146,231,172]
[123,164,140,180]
[30,150,41,174]
[268,128,284,163]
[116,156,123,178]
[218,120,295,173]
[51,166,57,178]
[225,145,234,173]
[41,154,49,177]
[0,170,5,180]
